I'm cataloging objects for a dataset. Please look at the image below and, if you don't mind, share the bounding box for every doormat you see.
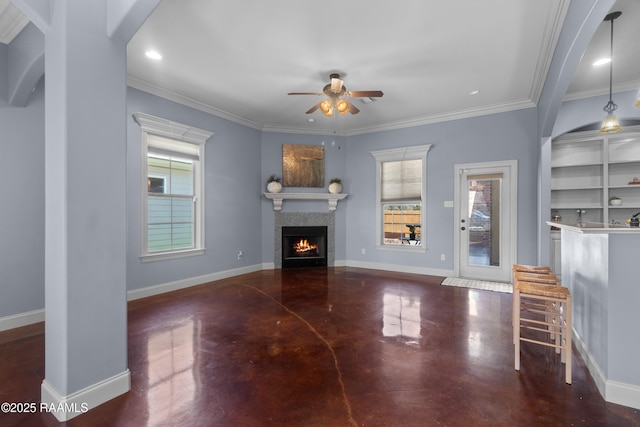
[441,277,513,294]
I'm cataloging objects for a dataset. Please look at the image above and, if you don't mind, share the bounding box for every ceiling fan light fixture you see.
[635,91,640,108]
[598,11,622,135]
[336,99,349,115]
[320,99,334,116]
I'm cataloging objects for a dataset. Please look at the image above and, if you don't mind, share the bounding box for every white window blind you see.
[381,159,422,202]
[147,134,200,160]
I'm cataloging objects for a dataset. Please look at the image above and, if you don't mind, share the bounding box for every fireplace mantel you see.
[264,192,348,211]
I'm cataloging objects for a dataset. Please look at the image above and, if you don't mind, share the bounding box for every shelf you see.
[551,203,602,209]
[551,162,603,168]
[609,185,640,189]
[264,192,348,211]
[608,160,640,165]
[551,186,602,191]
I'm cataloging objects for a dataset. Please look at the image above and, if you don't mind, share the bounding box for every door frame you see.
[453,160,518,282]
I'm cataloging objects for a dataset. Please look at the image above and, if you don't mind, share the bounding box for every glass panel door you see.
[466,174,501,267]
[457,163,515,283]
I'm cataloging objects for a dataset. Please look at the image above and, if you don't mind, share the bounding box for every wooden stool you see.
[512,267,560,340]
[512,264,552,276]
[513,280,572,384]
[513,271,558,285]
[512,271,560,343]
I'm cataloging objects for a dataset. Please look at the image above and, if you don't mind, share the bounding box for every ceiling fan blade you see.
[288,92,324,96]
[305,103,321,114]
[347,90,384,98]
[347,102,360,114]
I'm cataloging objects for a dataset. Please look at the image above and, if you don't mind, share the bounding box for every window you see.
[371,145,431,249]
[133,113,213,261]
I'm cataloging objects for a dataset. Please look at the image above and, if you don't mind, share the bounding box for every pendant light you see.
[599,11,622,134]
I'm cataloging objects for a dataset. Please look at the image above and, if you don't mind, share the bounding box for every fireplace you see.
[282,226,328,268]
[274,212,335,269]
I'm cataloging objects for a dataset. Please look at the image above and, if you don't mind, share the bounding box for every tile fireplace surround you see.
[274,212,335,268]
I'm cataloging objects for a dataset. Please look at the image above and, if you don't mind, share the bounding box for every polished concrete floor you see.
[1,267,639,426]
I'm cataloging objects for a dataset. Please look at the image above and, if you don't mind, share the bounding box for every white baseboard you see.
[606,379,640,410]
[572,328,640,410]
[1,262,447,331]
[127,263,263,301]
[126,260,451,302]
[0,309,44,332]
[41,370,130,421]
[345,260,453,278]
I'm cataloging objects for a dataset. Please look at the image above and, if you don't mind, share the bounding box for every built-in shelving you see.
[551,127,640,225]
[549,127,640,278]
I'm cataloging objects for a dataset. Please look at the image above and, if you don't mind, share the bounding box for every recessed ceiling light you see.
[593,57,611,66]
[468,90,480,95]
[145,50,162,60]
[307,118,315,123]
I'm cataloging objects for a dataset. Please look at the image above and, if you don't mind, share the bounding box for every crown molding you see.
[127,76,264,131]
[129,75,536,137]
[563,80,640,102]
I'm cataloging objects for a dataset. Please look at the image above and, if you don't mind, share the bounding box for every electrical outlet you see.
[440,253,446,261]
[361,248,366,255]
[236,250,243,260]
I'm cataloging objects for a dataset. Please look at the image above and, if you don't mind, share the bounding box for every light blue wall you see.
[552,90,640,137]
[3,86,636,320]
[0,86,548,322]
[126,88,262,290]
[345,108,540,270]
[0,79,45,316]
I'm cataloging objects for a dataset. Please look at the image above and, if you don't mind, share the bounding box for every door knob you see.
[461,226,466,231]
[461,219,466,223]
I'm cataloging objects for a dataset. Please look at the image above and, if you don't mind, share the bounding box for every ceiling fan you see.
[288,73,383,117]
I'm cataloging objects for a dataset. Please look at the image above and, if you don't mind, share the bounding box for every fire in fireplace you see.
[282,226,327,268]
[293,239,319,256]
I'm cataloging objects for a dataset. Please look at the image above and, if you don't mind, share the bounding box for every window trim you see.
[133,112,213,262]
[370,144,431,251]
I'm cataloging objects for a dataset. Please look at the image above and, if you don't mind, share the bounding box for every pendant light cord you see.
[603,11,621,115]
[608,16,614,105]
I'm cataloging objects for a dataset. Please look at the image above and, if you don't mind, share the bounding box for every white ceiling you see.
[3,0,640,135]
[565,0,640,101]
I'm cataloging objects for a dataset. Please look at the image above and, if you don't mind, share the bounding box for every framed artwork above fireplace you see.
[282,144,324,187]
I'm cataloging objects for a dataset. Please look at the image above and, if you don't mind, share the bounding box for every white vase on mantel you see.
[328,182,343,194]
[267,181,282,193]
